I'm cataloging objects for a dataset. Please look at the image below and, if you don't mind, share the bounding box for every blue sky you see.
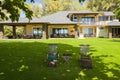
[26,0,41,3]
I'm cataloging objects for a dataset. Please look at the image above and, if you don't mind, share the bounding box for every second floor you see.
[67,10,115,25]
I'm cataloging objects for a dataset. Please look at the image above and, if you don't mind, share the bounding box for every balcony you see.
[80,22,96,26]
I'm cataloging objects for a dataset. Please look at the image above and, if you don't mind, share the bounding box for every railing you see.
[79,21,108,26]
[72,20,113,26]
[96,21,106,27]
[80,22,96,26]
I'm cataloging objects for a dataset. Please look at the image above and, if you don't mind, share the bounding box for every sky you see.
[26,0,41,3]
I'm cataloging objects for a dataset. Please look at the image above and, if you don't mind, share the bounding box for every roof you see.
[102,12,115,16]
[107,21,120,26]
[30,10,114,24]
[0,18,49,25]
[0,10,115,25]
[38,11,77,24]
[68,10,99,14]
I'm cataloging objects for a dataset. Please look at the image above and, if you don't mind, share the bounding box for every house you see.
[0,10,120,39]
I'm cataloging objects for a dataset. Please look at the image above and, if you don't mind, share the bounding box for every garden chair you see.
[47,44,59,67]
[47,52,59,67]
[79,44,92,69]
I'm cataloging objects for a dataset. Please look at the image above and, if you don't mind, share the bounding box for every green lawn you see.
[0,38,120,80]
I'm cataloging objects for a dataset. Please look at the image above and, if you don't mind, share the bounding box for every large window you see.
[112,28,120,38]
[84,28,93,37]
[52,28,68,35]
[33,28,42,37]
[98,16,105,21]
[98,16,114,21]
[81,17,95,23]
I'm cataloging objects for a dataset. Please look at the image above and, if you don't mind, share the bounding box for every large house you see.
[0,10,120,39]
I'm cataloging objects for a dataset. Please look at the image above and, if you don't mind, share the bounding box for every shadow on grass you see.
[76,55,120,80]
[0,41,120,80]
[109,39,120,42]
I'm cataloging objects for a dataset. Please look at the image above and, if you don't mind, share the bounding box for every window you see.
[73,16,78,22]
[105,16,109,21]
[52,28,68,35]
[84,28,93,37]
[33,28,42,37]
[84,28,93,35]
[81,17,95,23]
[110,16,114,21]
[98,16,104,21]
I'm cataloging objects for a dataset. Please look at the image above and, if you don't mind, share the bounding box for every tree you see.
[0,0,34,22]
[61,0,72,11]
[115,0,120,21]
[71,0,88,10]
[4,26,24,38]
[86,0,119,12]
[41,0,73,15]
[32,3,43,18]
[42,0,64,15]
[79,0,85,2]
[4,26,13,37]
[86,0,120,21]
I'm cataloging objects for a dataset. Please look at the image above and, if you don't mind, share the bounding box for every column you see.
[0,25,4,39]
[79,27,84,38]
[108,16,110,21]
[42,24,48,39]
[108,27,112,38]
[12,25,16,39]
[93,27,96,37]
[23,26,26,38]
[74,24,79,38]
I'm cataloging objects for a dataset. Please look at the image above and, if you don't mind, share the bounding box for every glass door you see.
[83,28,93,37]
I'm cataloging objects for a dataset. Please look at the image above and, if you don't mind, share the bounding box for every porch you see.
[0,23,48,39]
[0,23,97,39]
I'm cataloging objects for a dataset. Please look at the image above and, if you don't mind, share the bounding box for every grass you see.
[0,38,120,80]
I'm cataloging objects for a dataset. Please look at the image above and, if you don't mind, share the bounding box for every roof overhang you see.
[70,13,99,15]
[49,23,77,25]
[106,25,120,27]
[106,21,120,27]
[0,22,49,26]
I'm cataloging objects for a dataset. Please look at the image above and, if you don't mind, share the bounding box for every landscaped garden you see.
[0,38,120,80]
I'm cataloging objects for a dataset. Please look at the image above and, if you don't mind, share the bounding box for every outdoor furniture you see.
[62,53,72,64]
[81,57,92,69]
[80,44,89,54]
[47,44,58,67]
[80,44,92,69]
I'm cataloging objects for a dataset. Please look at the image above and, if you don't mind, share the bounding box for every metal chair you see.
[79,44,92,69]
[47,44,58,67]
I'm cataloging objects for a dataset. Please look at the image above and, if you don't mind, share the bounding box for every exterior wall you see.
[26,24,42,36]
[25,23,110,38]
[25,24,98,38]
[25,23,118,39]
[96,26,108,38]
[48,24,75,38]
